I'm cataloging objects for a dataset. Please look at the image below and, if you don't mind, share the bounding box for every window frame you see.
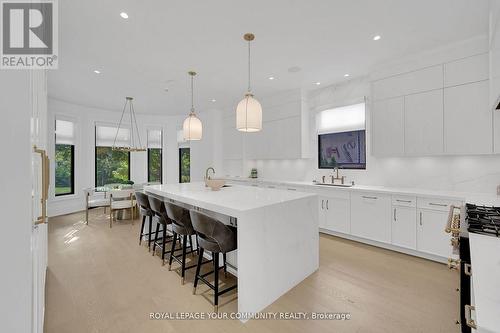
[94,126,131,188]
[147,147,162,183]
[54,118,76,197]
[54,143,75,196]
[178,147,190,183]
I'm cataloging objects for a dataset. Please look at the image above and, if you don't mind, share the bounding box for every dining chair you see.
[109,189,135,228]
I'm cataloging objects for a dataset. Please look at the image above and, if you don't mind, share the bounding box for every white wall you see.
[47,98,218,216]
[0,71,35,332]
[222,36,500,195]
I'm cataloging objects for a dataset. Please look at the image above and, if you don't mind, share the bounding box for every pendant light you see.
[183,71,203,141]
[236,33,262,132]
[112,97,146,152]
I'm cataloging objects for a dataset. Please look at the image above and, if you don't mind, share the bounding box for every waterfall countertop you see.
[144,182,317,217]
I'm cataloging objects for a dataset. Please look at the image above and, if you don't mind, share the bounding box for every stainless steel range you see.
[445,203,500,332]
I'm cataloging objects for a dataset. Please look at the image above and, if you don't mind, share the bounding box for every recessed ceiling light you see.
[93,70,101,74]
[373,35,381,41]
[315,82,321,86]
[268,76,275,80]
[211,99,216,103]
[120,12,129,19]
[344,74,350,77]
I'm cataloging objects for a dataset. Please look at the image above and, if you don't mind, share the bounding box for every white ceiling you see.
[48,0,490,115]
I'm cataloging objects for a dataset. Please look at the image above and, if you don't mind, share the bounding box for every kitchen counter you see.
[144,182,319,319]
[224,177,500,206]
[469,233,500,333]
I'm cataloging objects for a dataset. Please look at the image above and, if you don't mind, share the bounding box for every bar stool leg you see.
[152,222,160,256]
[168,232,177,271]
[223,253,227,278]
[181,234,188,285]
[147,216,153,252]
[213,252,219,312]
[193,247,204,294]
[139,215,146,245]
[161,225,167,266]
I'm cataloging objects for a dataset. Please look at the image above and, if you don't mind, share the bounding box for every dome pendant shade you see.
[183,111,202,140]
[236,93,262,132]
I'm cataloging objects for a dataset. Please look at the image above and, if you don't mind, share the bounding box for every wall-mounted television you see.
[318,130,366,169]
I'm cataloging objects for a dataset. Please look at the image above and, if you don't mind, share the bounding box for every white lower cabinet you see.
[350,192,392,243]
[416,209,453,258]
[391,205,417,249]
[319,194,350,234]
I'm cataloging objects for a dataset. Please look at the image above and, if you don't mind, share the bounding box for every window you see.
[147,129,162,183]
[95,125,131,187]
[317,103,366,169]
[179,147,190,183]
[55,119,75,196]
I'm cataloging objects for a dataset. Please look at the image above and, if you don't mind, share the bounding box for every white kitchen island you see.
[144,182,319,317]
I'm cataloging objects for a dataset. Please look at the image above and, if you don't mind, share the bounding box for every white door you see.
[31,70,48,333]
[391,206,417,249]
[324,196,350,234]
[416,209,453,258]
[372,97,405,156]
[404,90,444,155]
[351,192,392,243]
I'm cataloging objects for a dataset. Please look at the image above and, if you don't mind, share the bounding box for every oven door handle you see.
[464,305,477,329]
[445,205,461,234]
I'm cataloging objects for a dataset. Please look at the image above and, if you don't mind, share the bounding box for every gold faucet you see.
[331,168,345,184]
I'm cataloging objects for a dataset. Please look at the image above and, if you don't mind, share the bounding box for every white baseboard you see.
[319,228,448,264]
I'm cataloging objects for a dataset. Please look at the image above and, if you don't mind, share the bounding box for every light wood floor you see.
[45,210,459,333]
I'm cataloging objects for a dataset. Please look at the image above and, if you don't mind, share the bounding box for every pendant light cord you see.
[191,74,195,113]
[247,40,251,93]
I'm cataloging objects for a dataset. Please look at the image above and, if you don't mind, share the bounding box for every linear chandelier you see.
[112,97,146,152]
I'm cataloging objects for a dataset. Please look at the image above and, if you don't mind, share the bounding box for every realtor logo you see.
[1,0,58,69]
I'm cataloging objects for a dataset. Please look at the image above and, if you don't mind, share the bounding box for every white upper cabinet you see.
[372,97,404,156]
[444,80,492,154]
[404,90,444,155]
[444,53,489,87]
[244,91,309,160]
[372,65,443,101]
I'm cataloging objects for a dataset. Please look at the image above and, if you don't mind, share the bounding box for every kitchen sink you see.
[314,182,353,188]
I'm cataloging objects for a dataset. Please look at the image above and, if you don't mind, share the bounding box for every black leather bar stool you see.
[148,196,177,265]
[135,192,154,251]
[164,202,200,284]
[190,210,237,312]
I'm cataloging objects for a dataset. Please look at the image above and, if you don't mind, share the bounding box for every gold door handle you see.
[33,145,49,224]
[464,305,477,329]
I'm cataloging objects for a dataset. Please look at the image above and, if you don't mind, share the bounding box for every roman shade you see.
[147,129,162,149]
[55,119,75,145]
[317,102,366,134]
[95,124,130,147]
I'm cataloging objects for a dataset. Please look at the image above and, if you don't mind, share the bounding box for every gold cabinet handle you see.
[464,305,477,329]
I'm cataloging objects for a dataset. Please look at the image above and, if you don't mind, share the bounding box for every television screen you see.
[318,130,366,169]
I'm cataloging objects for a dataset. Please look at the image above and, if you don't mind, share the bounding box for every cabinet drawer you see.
[392,195,416,207]
[417,197,462,211]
